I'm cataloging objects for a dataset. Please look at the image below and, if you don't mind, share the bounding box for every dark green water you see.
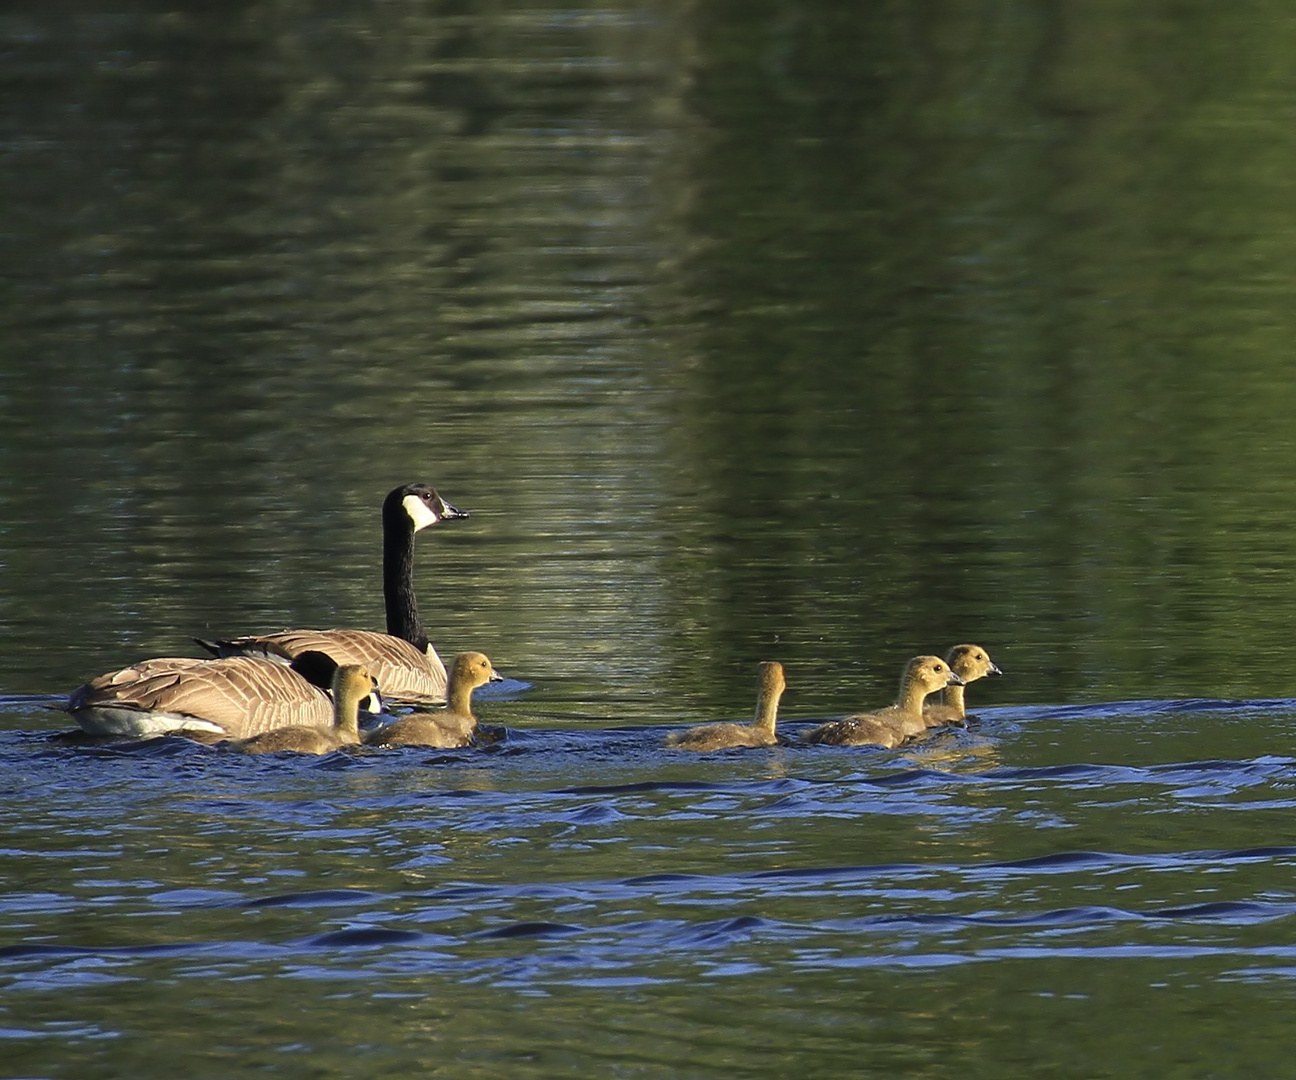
[4,1,1296,1076]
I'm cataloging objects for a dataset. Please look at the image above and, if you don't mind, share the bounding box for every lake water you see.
[4,1,1296,1076]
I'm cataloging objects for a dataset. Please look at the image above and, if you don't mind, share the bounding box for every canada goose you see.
[233,664,375,754]
[803,655,964,748]
[365,651,499,748]
[68,651,352,739]
[923,644,1002,727]
[666,661,786,751]
[198,483,467,704]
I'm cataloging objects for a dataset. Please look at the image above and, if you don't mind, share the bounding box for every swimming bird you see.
[365,651,500,748]
[666,661,787,751]
[233,663,375,754]
[198,482,467,704]
[923,644,1002,727]
[67,651,352,739]
[803,655,964,748]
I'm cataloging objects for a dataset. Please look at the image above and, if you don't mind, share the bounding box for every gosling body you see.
[365,652,499,749]
[234,664,375,755]
[666,661,787,751]
[804,655,963,748]
[923,644,1002,727]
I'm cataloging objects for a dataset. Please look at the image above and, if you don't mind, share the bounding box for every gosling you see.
[365,651,499,748]
[803,655,963,748]
[666,661,787,751]
[923,644,1002,728]
[233,663,375,755]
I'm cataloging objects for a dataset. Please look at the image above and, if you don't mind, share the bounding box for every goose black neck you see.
[383,500,428,651]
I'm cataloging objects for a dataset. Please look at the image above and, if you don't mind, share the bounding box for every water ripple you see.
[4,699,1296,1005]
[245,889,383,909]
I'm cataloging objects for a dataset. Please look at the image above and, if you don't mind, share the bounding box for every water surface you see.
[4,0,1296,1075]
[4,697,1296,1077]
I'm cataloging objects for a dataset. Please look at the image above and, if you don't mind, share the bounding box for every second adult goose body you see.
[365,651,500,749]
[199,483,467,705]
[68,652,349,739]
[923,644,1002,727]
[803,655,963,748]
[666,661,786,751]
[233,664,375,754]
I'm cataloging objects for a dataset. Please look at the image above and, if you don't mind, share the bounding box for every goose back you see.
[69,655,336,738]
[202,628,446,704]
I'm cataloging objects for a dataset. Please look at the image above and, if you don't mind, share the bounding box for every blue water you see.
[4,693,1296,1077]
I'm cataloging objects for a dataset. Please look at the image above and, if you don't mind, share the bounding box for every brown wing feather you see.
[208,629,447,704]
[71,656,334,738]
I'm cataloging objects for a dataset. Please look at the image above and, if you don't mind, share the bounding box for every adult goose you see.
[199,482,467,705]
[923,644,1002,728]
[803,655,963,749]
[232,663,375,755]
[666,661,787,752]
[67,651,358,739]
[365,651,500,749]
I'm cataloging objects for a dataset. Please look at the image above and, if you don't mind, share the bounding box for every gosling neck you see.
[941,682,967,718]
[897,674,937,715]
[752,685,784,735]
[333,686,366,743]
[446,676,479,721]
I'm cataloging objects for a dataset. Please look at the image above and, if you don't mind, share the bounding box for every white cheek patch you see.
[403,493,441,531]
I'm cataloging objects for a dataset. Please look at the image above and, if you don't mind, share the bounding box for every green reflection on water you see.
[1,0,1289,712]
